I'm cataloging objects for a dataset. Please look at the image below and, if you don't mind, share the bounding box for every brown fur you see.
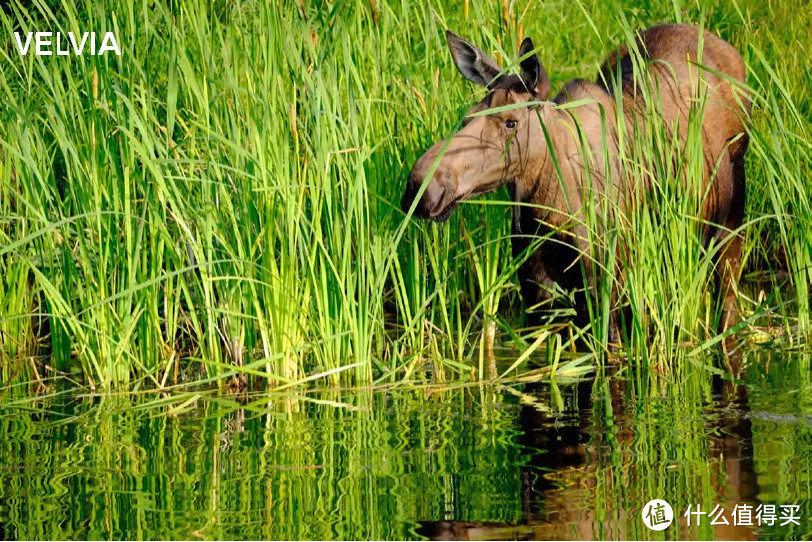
[402,24,750,335]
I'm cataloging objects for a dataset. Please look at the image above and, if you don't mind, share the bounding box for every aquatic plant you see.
[0,0,808,390]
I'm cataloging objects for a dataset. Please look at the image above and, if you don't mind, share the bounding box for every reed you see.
[0,0,808,390]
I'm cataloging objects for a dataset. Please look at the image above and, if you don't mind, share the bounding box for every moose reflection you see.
[418,367,762,540]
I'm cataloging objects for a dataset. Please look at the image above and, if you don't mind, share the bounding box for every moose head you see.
[401,31,552,221]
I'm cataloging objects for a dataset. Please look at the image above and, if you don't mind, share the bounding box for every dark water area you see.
[0,352,809,540]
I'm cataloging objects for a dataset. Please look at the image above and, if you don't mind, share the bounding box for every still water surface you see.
[0,352,809,540]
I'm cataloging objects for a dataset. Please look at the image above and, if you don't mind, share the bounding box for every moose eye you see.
[504,119,517,129]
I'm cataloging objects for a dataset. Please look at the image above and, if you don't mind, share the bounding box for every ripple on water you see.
[0,352,809,540]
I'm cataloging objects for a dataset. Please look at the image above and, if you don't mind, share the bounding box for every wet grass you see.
[0,0,809,391]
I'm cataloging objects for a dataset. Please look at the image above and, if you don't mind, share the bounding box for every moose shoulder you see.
[400,24,749,338]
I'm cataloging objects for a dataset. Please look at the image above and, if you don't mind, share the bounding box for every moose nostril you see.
[402,167,452,219]
[427,184,447,215]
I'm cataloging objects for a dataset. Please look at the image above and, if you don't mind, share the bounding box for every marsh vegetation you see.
[0,0,809,388]
[0,1,810,540]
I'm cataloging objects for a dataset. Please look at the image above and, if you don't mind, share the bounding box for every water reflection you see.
[0,352,809,540]
[420,352,809,540]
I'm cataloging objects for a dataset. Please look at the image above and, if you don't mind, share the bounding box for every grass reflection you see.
[0,351,808,540]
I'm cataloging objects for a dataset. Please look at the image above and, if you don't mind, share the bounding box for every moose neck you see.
[511,107,579,233]
[509,97,623,253]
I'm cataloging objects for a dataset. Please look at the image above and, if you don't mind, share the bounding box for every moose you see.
[401,24,749,339]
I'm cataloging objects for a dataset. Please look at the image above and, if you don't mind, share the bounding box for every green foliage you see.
[0,0,808,389]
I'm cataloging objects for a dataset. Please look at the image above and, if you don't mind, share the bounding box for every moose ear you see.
[446,30,502,88]
[518,37,550,99]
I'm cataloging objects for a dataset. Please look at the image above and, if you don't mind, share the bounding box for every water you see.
[0,352,809,540]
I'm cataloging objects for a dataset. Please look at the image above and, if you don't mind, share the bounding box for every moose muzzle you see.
[400,147,460,221]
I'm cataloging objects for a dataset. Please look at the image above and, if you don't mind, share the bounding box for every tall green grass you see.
[0,0,808,390]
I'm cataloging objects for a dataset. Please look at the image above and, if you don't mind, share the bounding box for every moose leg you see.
[717,148,746,332]
[607,293,628,347]
[718,225,742,329]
